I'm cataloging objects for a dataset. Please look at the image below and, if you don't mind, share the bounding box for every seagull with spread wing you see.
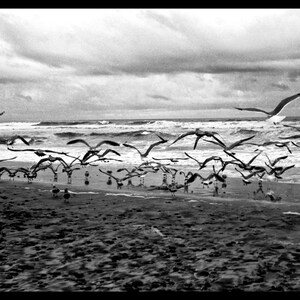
[123,133,168,159]
[184,152,224,170]
[7,147,71,157]
[170,128,223,149]
[264,153,288,167]
[0,135,31,146]
[67,138,120,161]
[80,148,121,164]
[234,93,300,124]
[223,149,263,171]
[202,135,256,153]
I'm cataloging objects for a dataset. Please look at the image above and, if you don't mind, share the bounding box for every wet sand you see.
[1,180,300,291]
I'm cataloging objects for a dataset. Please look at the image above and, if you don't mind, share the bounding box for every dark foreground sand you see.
[1,180,300,292]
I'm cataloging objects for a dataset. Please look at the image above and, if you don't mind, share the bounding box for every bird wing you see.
[272,155,288,166]
[283,124,300,131]
[7,147,36,152]
[155,133,168,143]
[67,139,91,148]
[223,150,244,164]
[0,156,17,162]
[94,140,120,148]
[143,140,166,157]
[123,143,142,155]
[270,93,300,116]
[99,149,121,157]
[186,173,202,184]
[98,169,118,181]
[201,156,220,168]
[278,134,300,140]
[117,168,129,173]
[228,135,256,149]
[193,136,203,150]
[264,153,272,166]
[31,158,51,173]
[247,150,262,165]
[234,107,269,115]
[184,152,201,167]
[281,164,295,173]
[81,151,95,163]
[291,141,300,148]
[8,135,30,146]
[0,111,5,116]
[170,131,196,145]
[202,138,226,148]
[234,168,248,179]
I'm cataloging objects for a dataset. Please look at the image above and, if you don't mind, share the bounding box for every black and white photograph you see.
[0,8,300,292]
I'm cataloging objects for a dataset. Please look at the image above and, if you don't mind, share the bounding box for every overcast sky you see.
[1,8,300,121]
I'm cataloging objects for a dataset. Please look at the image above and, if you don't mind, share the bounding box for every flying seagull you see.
[170,128,223,150]
[223,149,263,171]
[184,152,224,170]
[67,139,120,159]
[7,147,71,157]
[264,153,288,167]
[123,133,168,159]
[202,135,256,153]
[234,93,300,124]
[0,135,31,146]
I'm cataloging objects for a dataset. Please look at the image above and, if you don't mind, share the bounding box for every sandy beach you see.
[1,180,300,292]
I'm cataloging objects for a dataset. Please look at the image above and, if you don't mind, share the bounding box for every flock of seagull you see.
[1,92,300,201]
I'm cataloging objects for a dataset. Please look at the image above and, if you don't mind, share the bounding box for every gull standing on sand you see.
[63,188,71,203]
[234,93,300,124]
[52,185,60,198]
[99,168,147,189]
[179,170,194,193]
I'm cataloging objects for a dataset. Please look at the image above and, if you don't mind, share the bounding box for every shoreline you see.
[2,159,300,204]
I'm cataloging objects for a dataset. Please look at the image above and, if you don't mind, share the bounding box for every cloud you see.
[147,94,171,101]
[15,93,33,102]
[1,9,300,121]
[271,82,290,91]
[1,9,300,77]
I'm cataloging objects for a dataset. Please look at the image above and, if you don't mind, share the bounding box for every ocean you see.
[1,117,300,202]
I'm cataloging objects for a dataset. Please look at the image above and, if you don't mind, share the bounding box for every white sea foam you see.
[1,119,300,184]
